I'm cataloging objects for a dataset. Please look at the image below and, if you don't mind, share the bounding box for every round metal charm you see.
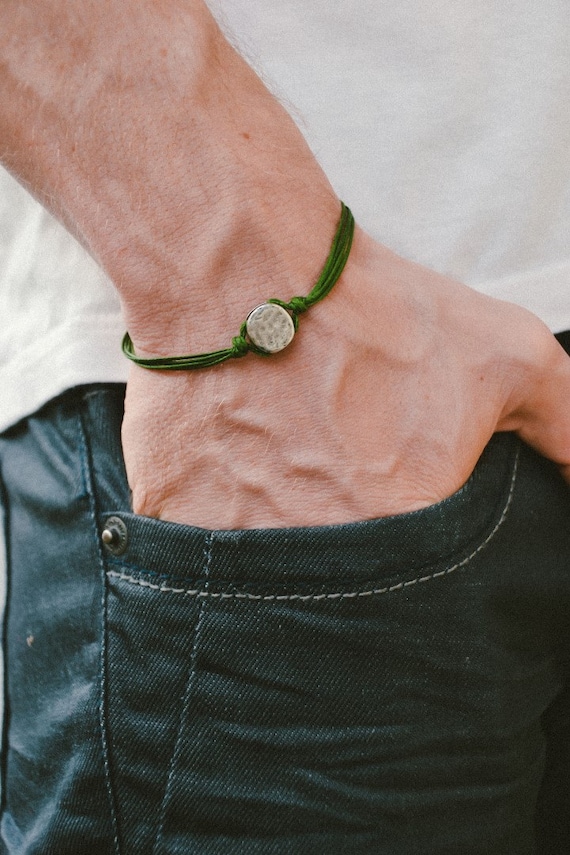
[245,303,295,353]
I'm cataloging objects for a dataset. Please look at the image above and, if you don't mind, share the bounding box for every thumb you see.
[500,331,570,483]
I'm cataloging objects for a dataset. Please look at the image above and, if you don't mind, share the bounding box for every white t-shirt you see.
[1,0,569,432]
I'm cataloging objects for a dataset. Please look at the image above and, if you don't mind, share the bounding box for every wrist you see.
[120,187,342,359]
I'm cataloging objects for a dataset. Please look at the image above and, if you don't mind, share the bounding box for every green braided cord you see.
[122,201,355,370]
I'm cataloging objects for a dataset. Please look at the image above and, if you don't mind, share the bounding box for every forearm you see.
[0,0,338,353]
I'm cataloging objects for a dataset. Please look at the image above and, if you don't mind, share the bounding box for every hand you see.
[121,227,570,529]
[3,0,569,529]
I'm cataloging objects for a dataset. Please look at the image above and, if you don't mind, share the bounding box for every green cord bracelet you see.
[122,201,355,370]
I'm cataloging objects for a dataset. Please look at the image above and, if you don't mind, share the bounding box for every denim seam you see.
[104,555,215,585]
[106,447,520,603]
[77,408,122,855]
[152,531,214,855]
[0,461,9,816]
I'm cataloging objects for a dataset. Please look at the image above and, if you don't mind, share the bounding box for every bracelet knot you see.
[288,296,309,316]
[231,335,251,358]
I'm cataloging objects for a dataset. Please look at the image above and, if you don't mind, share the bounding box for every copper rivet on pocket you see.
[101,516,128,555]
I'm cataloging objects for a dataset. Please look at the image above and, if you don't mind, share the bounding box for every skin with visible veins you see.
[1,0,570,529]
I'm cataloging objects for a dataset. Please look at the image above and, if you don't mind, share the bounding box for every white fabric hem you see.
[0,320,128,434]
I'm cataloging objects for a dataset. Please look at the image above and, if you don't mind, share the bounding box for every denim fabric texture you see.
[0,384,569,854]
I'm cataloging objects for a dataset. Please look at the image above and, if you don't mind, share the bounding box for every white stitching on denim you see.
[152,531,213,855]
[107,448,519,603]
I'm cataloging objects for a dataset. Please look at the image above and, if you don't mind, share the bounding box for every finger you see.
[556,464,570,486]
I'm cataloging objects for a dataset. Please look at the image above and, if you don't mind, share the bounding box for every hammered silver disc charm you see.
[245,303,296,353]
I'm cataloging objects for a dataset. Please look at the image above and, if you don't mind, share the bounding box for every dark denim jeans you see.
[0,384,569,854]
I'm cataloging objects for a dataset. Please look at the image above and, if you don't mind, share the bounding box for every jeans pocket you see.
[98,430,521,601]
[89,404,551,854]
